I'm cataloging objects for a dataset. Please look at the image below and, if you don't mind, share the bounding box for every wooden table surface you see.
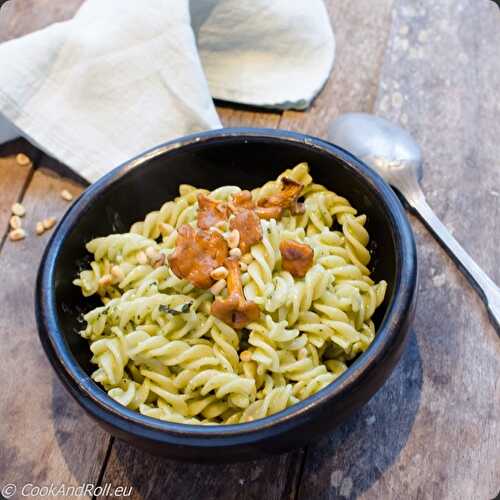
[1,1,499,499]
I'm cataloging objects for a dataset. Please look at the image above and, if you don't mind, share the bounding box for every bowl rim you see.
[36,127,417,445]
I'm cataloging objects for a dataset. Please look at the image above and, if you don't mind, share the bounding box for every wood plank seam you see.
[91,436,115,500]
[289,448,308,500]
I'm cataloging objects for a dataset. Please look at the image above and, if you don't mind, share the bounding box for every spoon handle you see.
[409,195,500,331]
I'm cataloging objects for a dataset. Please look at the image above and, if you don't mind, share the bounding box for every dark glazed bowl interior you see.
[36,128,417,462]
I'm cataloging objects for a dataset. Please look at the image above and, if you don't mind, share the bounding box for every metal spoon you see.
[329,112,500,331]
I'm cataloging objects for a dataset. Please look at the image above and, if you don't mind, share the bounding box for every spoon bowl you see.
[329,112,500,333]
[328,112,423,183]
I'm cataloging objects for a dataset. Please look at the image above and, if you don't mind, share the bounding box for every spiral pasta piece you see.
[87,233,157,262]
[244,218,281,299]
[210,319,240,372]
[130,188,204,239]
[239,385,295,422]
[342,214,371,275]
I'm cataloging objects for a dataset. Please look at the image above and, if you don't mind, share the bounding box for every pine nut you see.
[111,265,125,283]
[15,153,31,166]
[153,253,166,268]
[210,266,228,280]
[229,247,242,259]
[209,278,226,295]
[42,217,57,230]
[9,228,26,241]
[136,251,148,265]
[225,229,240,249]
[11,202,26,217]
[60,189,73,201]
[35,222,45,235]
[145,246,158,261]
[240,350,252,362]
[98,274,113,287]
[9,215,22,229]
[239,261,248,272]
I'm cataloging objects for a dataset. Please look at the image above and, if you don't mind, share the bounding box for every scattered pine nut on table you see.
[15,153,31,166]
[9,215,22,229]
[42,217,57,230]
[11,202,26,217]
[60,189,73,201]
[35,222,45,235]
[8,228,26,241]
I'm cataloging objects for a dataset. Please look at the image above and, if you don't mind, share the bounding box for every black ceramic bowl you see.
[36,128,417,462]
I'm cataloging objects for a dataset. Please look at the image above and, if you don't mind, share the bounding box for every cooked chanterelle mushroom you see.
[257,177,304,218]
[229,209,262,254]
[168,224,228,288]
[228,189,281,221]
[197,193,230,229]
[280,239,314,278]
[211,257,260,329]
[229,190,255,211]
[253,206,282,220]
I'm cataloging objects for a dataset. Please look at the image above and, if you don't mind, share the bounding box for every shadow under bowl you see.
[36,128,417,462]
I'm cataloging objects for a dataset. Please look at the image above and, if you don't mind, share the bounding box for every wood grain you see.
[297,1,500,499]
[217,103,281,129]
[278,0,395,138]
[100,441,303,500]
[0,140,38,241]
[0,163,110,499]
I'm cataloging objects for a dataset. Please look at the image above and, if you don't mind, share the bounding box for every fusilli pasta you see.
[74,163,387,425]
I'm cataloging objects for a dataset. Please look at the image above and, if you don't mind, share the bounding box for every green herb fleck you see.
[159,302,192,315]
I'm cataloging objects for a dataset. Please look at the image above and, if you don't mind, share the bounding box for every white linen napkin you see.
[0,0,335,182]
